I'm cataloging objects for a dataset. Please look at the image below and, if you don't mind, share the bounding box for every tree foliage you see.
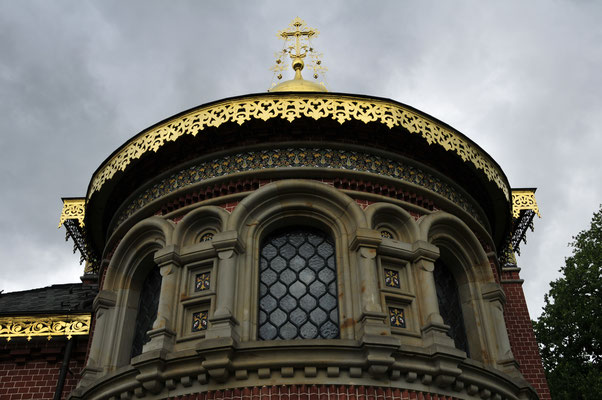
[534,205,602,399]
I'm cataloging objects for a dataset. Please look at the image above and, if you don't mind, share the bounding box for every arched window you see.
[258,228,339,340]
[130,265,162,358]
[434,259,469,356]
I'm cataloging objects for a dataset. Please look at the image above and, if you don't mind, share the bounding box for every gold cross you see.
[278,17,319,63]
[271,18,326,83]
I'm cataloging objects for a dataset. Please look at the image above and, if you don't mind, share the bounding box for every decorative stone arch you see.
[225,179,371,341]
[364,202,419,243]
[418,211,497,364]
[173,205,230,247]
[94,216,175,372]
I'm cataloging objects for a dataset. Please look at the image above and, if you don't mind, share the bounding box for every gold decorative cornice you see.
[0,314,91,341]
[58,198,86,228]
[88,94,510,201]
[511,189,541,219]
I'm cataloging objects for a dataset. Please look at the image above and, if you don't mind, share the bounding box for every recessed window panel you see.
[258,228,339,340]
[434,259,469,355]
[384,268,401,288]
[131,266,162,358]
[388,307,406,328]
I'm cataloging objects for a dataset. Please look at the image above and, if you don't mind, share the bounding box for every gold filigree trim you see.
[88,94,510,200]
[0,314,91,341]
[58,198,86,228]
[512,189,541,219]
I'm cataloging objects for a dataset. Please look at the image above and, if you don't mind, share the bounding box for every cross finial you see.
[270,18,327,88]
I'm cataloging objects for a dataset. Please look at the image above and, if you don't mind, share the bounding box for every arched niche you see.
[173,205,230,247]
[364,202,419,243]
[96,216,174,370]
[418,211,495,364]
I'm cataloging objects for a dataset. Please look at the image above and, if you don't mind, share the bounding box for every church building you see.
[0,19,549,400]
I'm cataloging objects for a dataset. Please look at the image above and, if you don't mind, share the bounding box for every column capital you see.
[154,245,181,267]
[349,228,382,251]
[411,240,440,264]
[211,230,244,256]
[481,283,506,305]
[93,289,116,311]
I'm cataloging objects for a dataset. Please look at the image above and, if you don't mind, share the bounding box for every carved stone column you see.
[144,244,181,352]
[482,284,520,375]
[350,228,386,331]
[207,230,244,342]
[79,288,116,386]
[412,241,456,349]
[350,228,398,377]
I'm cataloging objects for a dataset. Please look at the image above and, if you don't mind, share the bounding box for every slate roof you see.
[0,283,98,316]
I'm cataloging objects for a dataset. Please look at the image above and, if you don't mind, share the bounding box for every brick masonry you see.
[0,339,87,400]
[166,385,459,400]
[501,267,551,399]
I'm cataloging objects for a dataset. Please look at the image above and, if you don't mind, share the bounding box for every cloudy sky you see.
[1,1,601,320]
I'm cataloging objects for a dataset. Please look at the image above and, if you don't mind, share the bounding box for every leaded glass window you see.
[434,259,469,355]
[131,266,162,358]
[258,228,339,340]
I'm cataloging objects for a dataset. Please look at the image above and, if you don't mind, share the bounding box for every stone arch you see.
[226,180,368,341]
[99,216,174,370]
[103,216,175,290]
[418,211,495,363]
[173,205,230,247]
[418,211,491,283]
[227,179,368,237]
[364,202,419,243]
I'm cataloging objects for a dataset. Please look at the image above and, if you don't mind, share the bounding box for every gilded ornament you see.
[0,314,91,341]
[89,95,510,201]
[511,189,541,219]
[58,198,86,228]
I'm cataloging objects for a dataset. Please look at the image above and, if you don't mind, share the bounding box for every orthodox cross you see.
[271,18,326,83]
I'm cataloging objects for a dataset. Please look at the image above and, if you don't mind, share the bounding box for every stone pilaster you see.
[411,241,456,349]
[207,230,244,342]
[481,283,520,375]
[144,245,181,353]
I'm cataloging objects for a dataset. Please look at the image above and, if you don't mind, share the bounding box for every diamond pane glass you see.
[434,259,470,355]
[258,228,339,340]
[131,266,162,359]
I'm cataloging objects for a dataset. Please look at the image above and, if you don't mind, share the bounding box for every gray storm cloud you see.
[1,0,601,319]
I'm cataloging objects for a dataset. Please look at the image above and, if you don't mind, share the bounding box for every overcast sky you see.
[1,1,601,320]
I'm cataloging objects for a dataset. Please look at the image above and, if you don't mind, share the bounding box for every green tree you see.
[534,205,602,399]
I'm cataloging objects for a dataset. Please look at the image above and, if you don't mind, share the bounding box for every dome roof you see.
[269,75,327,92]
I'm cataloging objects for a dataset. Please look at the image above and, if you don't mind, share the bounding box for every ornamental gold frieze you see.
[114,148,483,230]
[0,314,91,341]
[88,94,510,201]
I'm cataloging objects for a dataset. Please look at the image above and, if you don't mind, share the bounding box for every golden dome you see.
[269,60,327,92]
[269,75,327,92]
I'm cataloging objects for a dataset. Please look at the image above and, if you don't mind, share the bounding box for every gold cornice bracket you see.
[58,197,98,274]
[0,314,91,341]
[88,95,511,201]
[58,198,86,228]
[511,189,541,219]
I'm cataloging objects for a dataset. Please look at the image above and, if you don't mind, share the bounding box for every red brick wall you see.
[501,267,550,399]
[167,385,459,400]
[0,338,88,400]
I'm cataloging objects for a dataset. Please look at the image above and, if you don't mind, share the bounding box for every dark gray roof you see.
[0,283,98,316]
